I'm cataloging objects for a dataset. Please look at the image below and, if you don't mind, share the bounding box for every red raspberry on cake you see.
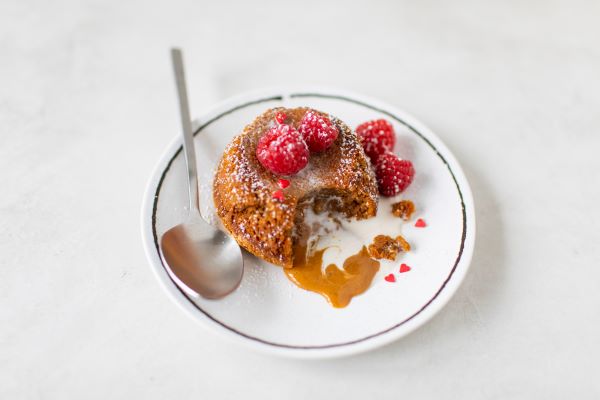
[356,119,396,162]
[256,124,309,175]
[374,152,415,196]
[298,110,339,152]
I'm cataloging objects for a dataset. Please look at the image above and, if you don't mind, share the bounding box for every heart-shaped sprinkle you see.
[275,112,287,124]
[399,263,411,273]
[272,189,284,201]
[278,178,290,189]
[384,273,396,282]
[415,218,427,228]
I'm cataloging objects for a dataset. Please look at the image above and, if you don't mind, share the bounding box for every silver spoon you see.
[160,48,244,299]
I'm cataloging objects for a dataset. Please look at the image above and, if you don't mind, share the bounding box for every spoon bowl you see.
[159,48,244,299]
[160,214,243,299]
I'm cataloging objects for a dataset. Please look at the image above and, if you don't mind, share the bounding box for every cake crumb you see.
[368,234,411,260]
[396,235,411,252]
[391,200,415,220]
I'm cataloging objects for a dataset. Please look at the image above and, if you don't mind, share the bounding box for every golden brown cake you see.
[213,107,378,268]
[391,199,415,220]
[367,234,411,261]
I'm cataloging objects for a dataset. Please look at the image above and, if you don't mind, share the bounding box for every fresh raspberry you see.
[256,124,309,175]
[275,111,287,124]
[374,152,415,196]
[356,119,396,162]
[298,110,339,152]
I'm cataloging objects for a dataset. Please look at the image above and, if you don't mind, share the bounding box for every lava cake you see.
[213,107,378,268]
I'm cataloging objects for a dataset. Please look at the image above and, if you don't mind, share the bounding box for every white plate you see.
[141,87,475,359]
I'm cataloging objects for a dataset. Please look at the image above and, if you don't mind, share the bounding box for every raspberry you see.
[356,119,396,162]
[374,152,415,196]
[256,124,309,175]
[298,110,339,152]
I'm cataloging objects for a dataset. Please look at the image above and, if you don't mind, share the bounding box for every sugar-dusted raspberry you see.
[256,124,309,175]
[374,152,415,196]
[356,119,396,162]
[298,110,339,152]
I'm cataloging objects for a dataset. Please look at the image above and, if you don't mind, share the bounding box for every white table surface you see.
[2,0,599,398]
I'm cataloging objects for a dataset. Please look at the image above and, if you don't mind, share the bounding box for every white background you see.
[1,0,599,398]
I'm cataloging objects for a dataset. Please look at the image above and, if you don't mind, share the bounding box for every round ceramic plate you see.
[141,87,475,359]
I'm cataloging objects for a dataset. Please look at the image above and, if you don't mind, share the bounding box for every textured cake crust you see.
[213,107,378,268]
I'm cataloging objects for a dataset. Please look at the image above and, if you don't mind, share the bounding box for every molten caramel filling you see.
[284,193,381,308]
[285,242,379,308]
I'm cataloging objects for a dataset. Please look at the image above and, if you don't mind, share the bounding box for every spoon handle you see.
[171,48,200,214]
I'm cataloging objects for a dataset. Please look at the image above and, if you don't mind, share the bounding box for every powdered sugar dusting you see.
[213,106,379,267]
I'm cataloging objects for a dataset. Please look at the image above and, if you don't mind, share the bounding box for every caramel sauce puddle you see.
[285,241,380,308]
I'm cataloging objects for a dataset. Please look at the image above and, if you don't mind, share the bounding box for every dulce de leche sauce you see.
[285,242,380,308]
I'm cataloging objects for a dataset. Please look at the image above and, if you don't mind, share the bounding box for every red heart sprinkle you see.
[275,112,287,124]
[272,189,284,201]
[399,264,411,273]
[415,218,426,228]
[278,179,290,189]
[384,273,396,282]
